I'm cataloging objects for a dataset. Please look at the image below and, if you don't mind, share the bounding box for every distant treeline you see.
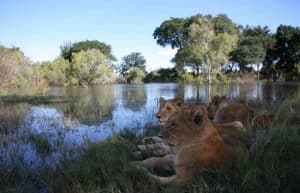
[0,13,299,90]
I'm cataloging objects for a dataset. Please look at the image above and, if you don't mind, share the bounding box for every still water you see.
[0,82,299,170]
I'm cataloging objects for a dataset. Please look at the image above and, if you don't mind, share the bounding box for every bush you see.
[125,67,146,84]
[179,73,205,83]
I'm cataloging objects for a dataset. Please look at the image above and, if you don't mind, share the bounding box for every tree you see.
[174,15,238,83]
[60,40,116,62]
[212,14,241,35]
[153,17,188,49]
[230,26,275,77]
[39,57,69,86]
[125,67,146,84]
[272,25,300,80]
[0,45,30,88]
[71,49,112,85]
[119,52,146,75]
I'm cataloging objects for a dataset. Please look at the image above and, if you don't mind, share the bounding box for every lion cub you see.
[150,105,232,185]
[207,95,274,128]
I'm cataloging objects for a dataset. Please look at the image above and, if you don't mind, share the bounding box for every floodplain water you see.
[0,82,299,171]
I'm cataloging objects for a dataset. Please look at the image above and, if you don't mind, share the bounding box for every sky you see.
[1,0,300,71]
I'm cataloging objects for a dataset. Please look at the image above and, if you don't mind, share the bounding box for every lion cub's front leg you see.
[132,140,172,159]
[132,154,175,172]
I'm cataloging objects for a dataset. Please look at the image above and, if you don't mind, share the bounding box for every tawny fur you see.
[207,95,274,129]
[135,104,234,185]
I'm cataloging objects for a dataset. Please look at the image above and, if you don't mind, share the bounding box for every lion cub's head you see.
[207,95,228,119]
[159,105,210,146]
[156,97,184,125]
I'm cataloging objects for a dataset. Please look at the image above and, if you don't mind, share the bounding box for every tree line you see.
[153,14,300,82]
[0,13,299,90]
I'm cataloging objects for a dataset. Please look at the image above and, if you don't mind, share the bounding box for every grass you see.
[0,123,299,193]
[45,123,299,193]
[28,134,52,155]
[0,95,73,105]
[0,98,299,193]
[46,135,159,193]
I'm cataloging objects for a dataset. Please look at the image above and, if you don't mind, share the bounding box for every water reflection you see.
[121,84,147,111]
[48,86,115,125]
[0,82,299,171]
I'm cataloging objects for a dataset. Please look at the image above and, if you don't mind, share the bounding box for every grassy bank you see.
[1,123,299,193]
[1,96,299,193]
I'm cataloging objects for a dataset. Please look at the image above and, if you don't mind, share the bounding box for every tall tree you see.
[71,49,112,85]
[60,40,116,62]
[230,26,274,75]
[119,52,146,75]
[153,17,188,49]
[175,15,238,83]
[212,14,241,35]
[272,25,300,80]
[0,45,30,88]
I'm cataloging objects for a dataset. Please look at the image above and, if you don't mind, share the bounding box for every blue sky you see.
[1,0,300,71]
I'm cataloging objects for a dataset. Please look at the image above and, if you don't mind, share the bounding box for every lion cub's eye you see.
[166,107,171,110]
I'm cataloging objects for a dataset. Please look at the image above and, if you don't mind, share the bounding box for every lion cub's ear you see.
[159,97,166,106]
[174,97,184,107]
[220,95,227,101]
[211,95,220,104]
[192,106,208,125]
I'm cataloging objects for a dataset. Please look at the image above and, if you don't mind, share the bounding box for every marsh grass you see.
[1,124,299,193]
[47,135,159,193]
[28,134,52,155]
[0,98,299,193]
[0,95,73,105]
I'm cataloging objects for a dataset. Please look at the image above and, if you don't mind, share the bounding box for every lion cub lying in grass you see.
[134,104,234,185]
[207,95,274,128]
[133,97,244,185]
[134,97,245,160]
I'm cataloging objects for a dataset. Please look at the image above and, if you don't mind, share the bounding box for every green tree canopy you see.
[125,67,146,84]
[153,17,188,49]
[272,25,300,80]
[60,40,116,62]
[230,26,275,72]
[71,49,112,85]
[170,14,239,83]
[119,52,146,75]
[0,45,31,88]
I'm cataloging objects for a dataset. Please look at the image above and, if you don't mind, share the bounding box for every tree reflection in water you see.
[121,85,147,111]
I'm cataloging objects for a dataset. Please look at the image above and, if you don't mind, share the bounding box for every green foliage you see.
[71,49,113,85]
[153,17,188,49]
[216,73,232,85]
[0,165,20,193]
[0,45,30,88]
[49,136,158,193]
[38,57,69,86]
[212,13,241,35]
[145,67,179,82]
[125,67,146,84]
[154,14,239,83]
[60,40,116,62]
[179,73,205,83]
[47,124,300,193]
[272,25,300,80]
[28,134,52,155]
[119,52,146,75]
[231,26,275,73]
[0,45,48,93]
